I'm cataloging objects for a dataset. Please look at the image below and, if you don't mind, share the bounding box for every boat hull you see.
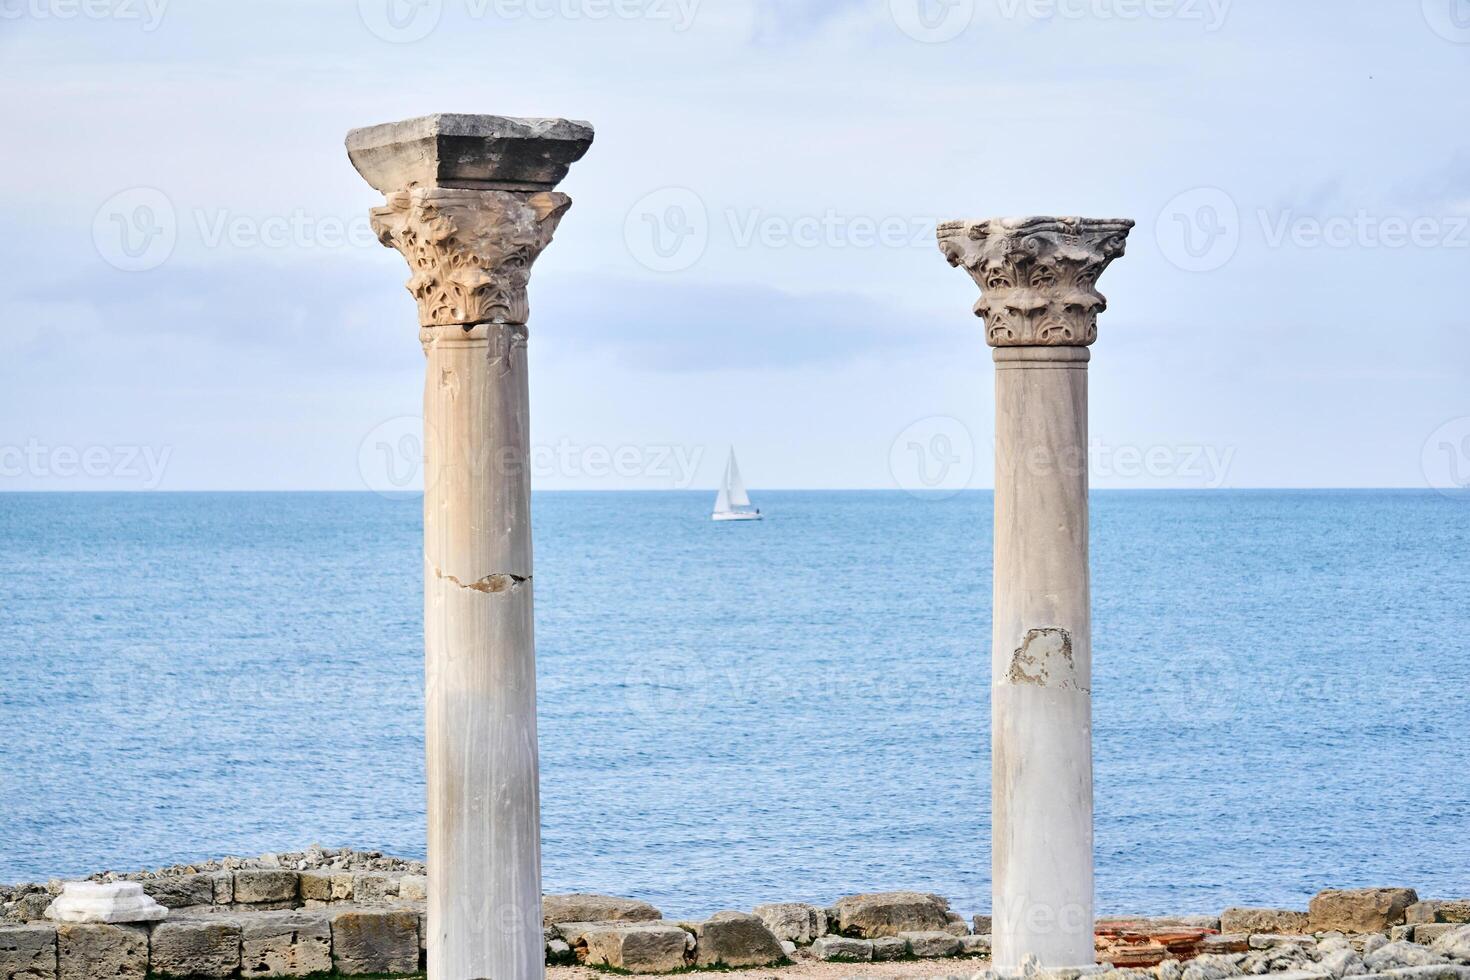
[712,511,763,522]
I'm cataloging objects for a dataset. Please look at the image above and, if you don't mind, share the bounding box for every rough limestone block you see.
[57,924,147,980]
[329,908,418,975]
[1430,925,1470,961]
[209,873,232,906]
[1417,925,1459,945]
[1364,940,1448,972]
[142,876,215,910]
[1222,908,1311,935]
[753,902,826,944]
[348,874,395,905]
[1101,915,1223,932]
[903,930,963,957]
[397,876,427,903]
[960,934,993,956]
[545,937,572,965]
[1252,934,1318,949]
[9,895,53,923]
[692,912,784,968]
[296,874,332,904]
[812,935,873,961]
[1317,946,1365,978]
[149,918,241,979]
[1312,890,1420,934]
[1373,968,1470,980]
[973,914,993,935]
[1439,903,1470,925]
[1360,934,1390,955]
[0,923,57,980]
[832,892,951,938]
[240,911,332,978]
[1410,904,1448,926]
[871,936,907,961]
[329,874,354,902]
[232,872,298,906]
[558,922,688,974]
[45,883,165,925]
[541,894,661,926]
[1181,952,1246,980]
[1204,934,1252,953]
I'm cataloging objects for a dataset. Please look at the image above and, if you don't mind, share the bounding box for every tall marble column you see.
[938,217,1133,973]
[347,113,594,980]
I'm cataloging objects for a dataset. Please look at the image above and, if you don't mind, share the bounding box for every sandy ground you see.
[548,957,990,979]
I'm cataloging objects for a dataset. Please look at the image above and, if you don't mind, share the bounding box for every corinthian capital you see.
[370,188,570,327]
[937,216,1133,347]
[347,113,594,329]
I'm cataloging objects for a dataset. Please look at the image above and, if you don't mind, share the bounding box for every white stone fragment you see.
[44,882,167,924]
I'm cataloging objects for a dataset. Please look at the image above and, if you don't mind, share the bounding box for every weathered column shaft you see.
[939,216,1133,972]
[992,344,1092,970]
[348,114,593,980]
[422,319,539,980]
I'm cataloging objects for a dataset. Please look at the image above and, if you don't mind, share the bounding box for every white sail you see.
[712,448,761,520]
[713,457,732,515]
[726,451,752,508]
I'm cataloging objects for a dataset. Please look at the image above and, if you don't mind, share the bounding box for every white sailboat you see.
[712,449,762,522]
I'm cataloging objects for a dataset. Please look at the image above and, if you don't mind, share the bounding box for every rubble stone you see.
[961,933,993,956]
[1221,909,1311,935]
[691,911,783,968]
[1429,926,1470,961]
[832,891,950,938]
[558,922,689,974]
[1311,889,1420,934]
[811,935,873,961]
[903,929,962,957]
[541,894,660,926]
[753,902,826,944]
[871,936,907,960]
[1364,940,1448,972]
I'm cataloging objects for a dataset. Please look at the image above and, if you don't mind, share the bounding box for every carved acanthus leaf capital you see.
[370,187,571,328]
[937,216,1133,347]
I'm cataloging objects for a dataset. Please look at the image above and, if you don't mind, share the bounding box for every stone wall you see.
[5,853,1470,978]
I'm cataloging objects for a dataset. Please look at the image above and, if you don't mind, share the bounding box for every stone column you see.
[347,113,593,980]
[938,216,1133,973]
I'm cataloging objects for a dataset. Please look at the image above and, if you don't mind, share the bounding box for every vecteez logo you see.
[1155,187,1240,272]
[93,187,178,272]
[889,0,976,42]
[358,0,443,42]
[624,188,709,273]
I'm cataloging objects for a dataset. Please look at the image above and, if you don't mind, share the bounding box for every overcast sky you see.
[2,0,1468,491]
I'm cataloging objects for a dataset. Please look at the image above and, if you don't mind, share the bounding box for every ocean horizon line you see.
[0,486,1457,495]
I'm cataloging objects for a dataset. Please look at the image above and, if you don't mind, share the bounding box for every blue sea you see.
[1,491,1467,919]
